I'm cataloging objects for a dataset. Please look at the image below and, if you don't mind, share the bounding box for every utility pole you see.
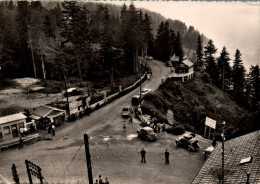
[84,134,93,184]
[221,121,226,184]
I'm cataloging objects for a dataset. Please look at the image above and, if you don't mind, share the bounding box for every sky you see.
[108,1,260,71]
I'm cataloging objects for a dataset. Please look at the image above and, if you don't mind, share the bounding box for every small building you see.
[30,106,66,129]
[168,55,194,82]
[193,130,260,184]
[0,113,27,142]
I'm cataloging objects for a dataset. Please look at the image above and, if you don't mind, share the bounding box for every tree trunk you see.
[40,52,46,80]
[26,18,37,78]
[75,50,83,87]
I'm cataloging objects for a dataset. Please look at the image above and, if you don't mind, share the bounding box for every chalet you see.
[168,55,194,82]
[0,113,27,142]
[193,130,260,184]
[30,105,66,129]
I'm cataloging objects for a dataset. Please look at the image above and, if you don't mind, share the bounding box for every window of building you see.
[3,126,11,135]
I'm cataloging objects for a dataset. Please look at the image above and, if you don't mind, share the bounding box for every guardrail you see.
[88,74,146,111]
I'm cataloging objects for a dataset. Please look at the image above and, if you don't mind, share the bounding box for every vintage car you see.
[204,145,215,159]
[63,87,83,97]
[137,127,157,141]
[139,88,151,97]
[175,132,199,152]
[121,107,132,118]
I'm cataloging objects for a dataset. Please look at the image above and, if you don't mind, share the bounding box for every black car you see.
[137,127,157,141]
[175,133,199,152]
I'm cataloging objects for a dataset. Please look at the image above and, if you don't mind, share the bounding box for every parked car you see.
[131,95,141,106]
[137,127,157,141]
[204,145,215,159]
[139,88,151,97]
[121,107,132,118]
[63,88,83,97]
[175,132,199,151]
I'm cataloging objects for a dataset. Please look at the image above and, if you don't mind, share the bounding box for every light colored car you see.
[204,145,215,159]
[121,107,132,117]
[137,127,157,141]
[139,88,151,97]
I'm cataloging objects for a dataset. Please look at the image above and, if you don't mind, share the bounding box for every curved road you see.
[0,60,172,184]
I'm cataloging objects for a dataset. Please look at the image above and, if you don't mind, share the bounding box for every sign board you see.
[167,110,174,124]
[205,117,216,129]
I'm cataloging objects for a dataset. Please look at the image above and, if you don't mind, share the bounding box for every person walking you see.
[19,137,24,149]
[141,148,146,163]
[165,150,170,164]
[129,114,133,123]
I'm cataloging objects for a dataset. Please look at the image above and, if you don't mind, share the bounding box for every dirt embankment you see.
[142,72,248,139]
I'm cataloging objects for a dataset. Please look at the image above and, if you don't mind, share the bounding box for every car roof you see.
[142,127,153,131]
[132,95,140,98]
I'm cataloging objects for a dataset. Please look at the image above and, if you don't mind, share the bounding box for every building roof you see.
[31,106,65,118]
[0,113,27,125]
[183,59,193,67]
[193,130,260,184]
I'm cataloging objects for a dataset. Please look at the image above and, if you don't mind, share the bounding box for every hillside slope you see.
[142,72,249,139]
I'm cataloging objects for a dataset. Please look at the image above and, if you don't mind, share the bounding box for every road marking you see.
[0,173,12,184]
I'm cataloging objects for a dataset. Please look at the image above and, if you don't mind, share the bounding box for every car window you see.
[122,108,129,111]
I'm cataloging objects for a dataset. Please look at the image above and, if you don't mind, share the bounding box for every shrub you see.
[172,124,185,135]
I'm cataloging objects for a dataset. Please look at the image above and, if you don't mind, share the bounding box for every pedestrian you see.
[19,137,24,149]
[129,114,133,123]
[19,127,24,137]
[104,177,109,184]
[98,175,103,184]
[162,123,166,132]
[158,126,161,133]
[212,138,217,147]
[51,124,55,136]
[141,148,146,163]
[165,150,169,164]
[123,121,126,130]
[94,179,99,184]
[48,125,52,134]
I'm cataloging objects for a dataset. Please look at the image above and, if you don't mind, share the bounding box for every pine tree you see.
[204,39,218,84]
[217,46,231,92]
[248,65,260,111]
[16,1,32,77]
[195,35,203,71]
[232,49,246,103]
[175,32,184,62]
[143,13,153,56]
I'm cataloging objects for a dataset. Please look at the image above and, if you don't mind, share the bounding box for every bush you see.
[172,124,185,135]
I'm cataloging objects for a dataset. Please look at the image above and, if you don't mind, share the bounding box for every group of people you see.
[141,148,170,164]
[94,175,109,184]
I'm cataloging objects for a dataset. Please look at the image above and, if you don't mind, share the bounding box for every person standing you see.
[104,177,109,184]
[165,150,170,164]
[51,124,55,136]
[94,179,99,184]
[141,148,146,163]
[19,137,24,149]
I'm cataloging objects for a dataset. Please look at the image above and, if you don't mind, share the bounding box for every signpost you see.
[204,117,216,139]
[25,160,43,184]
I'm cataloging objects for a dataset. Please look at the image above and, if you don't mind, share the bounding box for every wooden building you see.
[0,113,27,142]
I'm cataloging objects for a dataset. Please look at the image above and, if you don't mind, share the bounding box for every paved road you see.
[0,60,176,184]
